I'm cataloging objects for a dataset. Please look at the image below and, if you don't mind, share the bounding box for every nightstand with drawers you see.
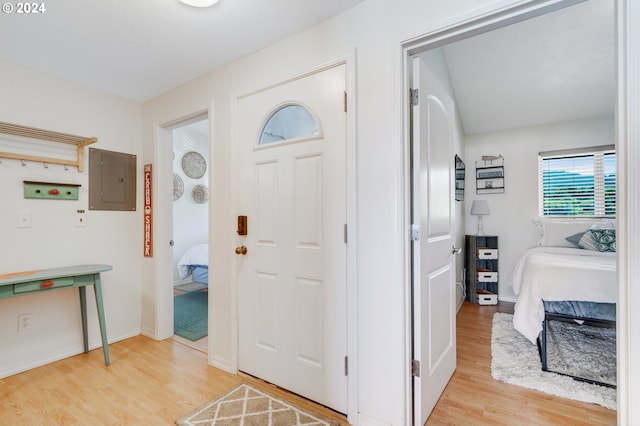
[465,235,498,305]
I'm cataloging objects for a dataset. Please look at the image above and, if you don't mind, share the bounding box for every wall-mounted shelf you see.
[475,155,504,194]
[0,121,97,172]
[23,181,81,200]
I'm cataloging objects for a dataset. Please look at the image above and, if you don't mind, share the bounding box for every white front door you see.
[411,56,457,424]
[236,64,348,413]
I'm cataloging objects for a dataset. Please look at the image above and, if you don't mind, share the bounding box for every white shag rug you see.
[491,312,616,410]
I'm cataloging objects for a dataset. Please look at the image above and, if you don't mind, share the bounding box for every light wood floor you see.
[426,301,616,425]
[0,333,347,425]
[0,302,615,425]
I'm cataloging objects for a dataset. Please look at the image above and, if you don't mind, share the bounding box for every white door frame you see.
[400,0,628,423]
[616,0,639,423]
[229,55,359,422]
[152,109,210,342]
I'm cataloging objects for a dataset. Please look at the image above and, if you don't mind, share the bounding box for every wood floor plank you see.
[426,301,616,425]
[0,302,615,425]
[0,335,345,425]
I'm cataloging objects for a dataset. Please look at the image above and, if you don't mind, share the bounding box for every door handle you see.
[235,245,247,255]
[452,246,462,255]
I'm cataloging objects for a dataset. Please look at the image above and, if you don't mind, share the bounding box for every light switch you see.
[17,211,32,228]
[76,209,87,227]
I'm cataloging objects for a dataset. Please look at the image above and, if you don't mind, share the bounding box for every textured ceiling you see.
[0,0,614,136]
[0,0,366,101]
[442,0,614,135]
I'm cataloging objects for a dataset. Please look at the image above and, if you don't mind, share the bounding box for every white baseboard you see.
[0,328,141,379]
[210,354,235,374]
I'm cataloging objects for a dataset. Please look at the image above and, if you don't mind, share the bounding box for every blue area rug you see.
[174,290,208,341]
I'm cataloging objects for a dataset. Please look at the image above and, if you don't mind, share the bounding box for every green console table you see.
[0,264,112,366]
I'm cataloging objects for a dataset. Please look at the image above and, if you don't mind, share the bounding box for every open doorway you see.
[404,0,615,423]
[171,117,210,353]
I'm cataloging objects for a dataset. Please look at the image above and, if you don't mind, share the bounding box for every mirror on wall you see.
[455,154,465,201]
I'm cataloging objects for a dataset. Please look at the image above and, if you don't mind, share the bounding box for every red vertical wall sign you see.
[144,164,153,257]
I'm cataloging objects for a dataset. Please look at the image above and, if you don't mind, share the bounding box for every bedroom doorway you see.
[403,0,616,423]
[171,117,210,353]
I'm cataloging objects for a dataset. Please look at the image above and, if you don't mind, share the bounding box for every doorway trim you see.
[615,0,638,423]
[399,0,628,423]
[152,109,210,342]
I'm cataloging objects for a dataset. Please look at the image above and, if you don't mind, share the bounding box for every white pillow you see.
[590,221,615,230]
[538,218,614,247]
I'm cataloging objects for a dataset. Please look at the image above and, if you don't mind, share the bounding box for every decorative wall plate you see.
[192,184,209,204]
[182,151,207,179]
[173,173,184,201]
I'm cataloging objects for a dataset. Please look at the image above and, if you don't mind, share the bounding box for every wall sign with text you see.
[144,164,153,257]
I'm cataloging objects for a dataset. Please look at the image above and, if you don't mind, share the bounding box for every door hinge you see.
[410,89,419,106]
[344,356,349,376]
[411,359,421,377]
[344,224,348,244]
[343,91,347,112]
[411,224,420,241]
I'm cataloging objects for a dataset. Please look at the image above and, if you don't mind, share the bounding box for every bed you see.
[177,244,209,285]
[511,224,617,386]
[512,246,616,344]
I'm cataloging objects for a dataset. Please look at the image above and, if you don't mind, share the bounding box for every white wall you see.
[141,1,540,424]
[0,61,143,377]
[1,0,638,424]
[172,124,209,281]
[464,115,615,301]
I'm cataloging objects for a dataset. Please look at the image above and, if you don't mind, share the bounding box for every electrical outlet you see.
[18,313,32,331]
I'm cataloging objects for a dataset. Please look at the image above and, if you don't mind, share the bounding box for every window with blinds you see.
[539,145,616,217]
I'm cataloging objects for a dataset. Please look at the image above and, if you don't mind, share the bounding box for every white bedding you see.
[512,246,616,344]
[177,244,209,280]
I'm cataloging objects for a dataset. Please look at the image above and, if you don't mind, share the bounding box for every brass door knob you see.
[235,245,247,255]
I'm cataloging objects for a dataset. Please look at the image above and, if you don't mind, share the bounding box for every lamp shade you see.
[470,200,490,216]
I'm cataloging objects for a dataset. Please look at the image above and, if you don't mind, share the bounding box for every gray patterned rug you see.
[176,384,340,426]
[491,312,616,410]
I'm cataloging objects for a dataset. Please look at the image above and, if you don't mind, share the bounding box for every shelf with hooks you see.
[0,121,97,172]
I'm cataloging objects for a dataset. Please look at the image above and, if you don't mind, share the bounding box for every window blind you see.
[539,147,616,217]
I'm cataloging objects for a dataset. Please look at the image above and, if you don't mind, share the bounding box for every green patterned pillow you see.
[578,229,616,252]
[565,231,586,247]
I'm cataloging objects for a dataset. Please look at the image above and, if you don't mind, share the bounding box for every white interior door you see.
[236,64,347,413]
[411,56,457,424]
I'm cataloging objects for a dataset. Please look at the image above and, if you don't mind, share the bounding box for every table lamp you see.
[470,200,490,235]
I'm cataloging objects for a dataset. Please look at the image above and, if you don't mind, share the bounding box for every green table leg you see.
[93,274,110,366]
[79,286,89,353]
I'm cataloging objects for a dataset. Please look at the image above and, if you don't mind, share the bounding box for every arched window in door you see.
[258,103,321,145]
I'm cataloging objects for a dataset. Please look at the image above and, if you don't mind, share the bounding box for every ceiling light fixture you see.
[179,0,220,7]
